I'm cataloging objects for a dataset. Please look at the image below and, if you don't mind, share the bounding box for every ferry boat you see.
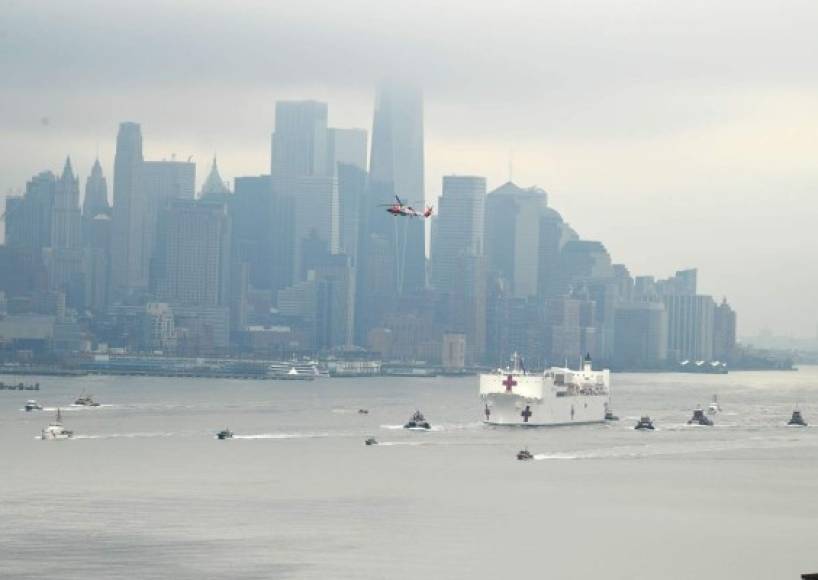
[41,409,74,440]
[267,360,328,380]
[480,353,610,426]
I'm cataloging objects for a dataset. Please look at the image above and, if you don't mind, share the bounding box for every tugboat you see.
[41,409,74,440]
[365,437,378,446]
[707,395,721,415]
[73,392,101,407]
[634,416,655,430]
[604,404,619,421]
[25,400,43,412]
[216,428,233,440]
[517,448,534,461]
[788,409,808,427]
[688,406,714,426]
[403,410,431,430]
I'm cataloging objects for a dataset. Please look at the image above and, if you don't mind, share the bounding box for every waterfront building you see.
[143,302,177,353]
[663,294,716,362]
[713,297,737,362]
[613,301,668,369]
[442,333,466,371]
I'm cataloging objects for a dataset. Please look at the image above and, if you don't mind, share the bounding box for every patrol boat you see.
[788,409,807,426]
[516,448,534,461]
[216,428,233,440]
[707,395,721,415]
[73,392,101,407]
[480,353,611,426]
[688,406,714,426]
[634,416,655,430]
[25,400,43,412]
[41,409,74,440]
[404,410,431,430]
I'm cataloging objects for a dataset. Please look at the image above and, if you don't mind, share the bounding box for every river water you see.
[1,368,817,579]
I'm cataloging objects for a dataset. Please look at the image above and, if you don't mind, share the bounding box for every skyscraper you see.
[51,157,81,251]
[111,122,145,291]
[431,175,486,291]
[327,128,367,174]
[4,171,56,251]
[152,199,231,307]
[82,158,110,220]
[368,82,426,294]
[271,101,329,178]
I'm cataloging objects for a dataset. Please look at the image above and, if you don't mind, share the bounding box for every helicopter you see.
[381,195,433,218]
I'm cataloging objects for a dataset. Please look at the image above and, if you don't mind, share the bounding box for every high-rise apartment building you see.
[663,294,716,361]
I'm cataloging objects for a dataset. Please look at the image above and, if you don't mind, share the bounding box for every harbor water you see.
[1,368,817,579]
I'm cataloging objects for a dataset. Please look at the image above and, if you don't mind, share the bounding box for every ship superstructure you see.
[480,353,610,426]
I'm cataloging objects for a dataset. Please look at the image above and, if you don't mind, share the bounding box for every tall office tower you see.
[81,159,112,313]
[231,175,274,290]
[273,176,339,282]
[337,163,367,261]
[614,302,668,369]
[142,159,196,285]
[111,122,145,291]
[484,182,554,299]
[368,82,426,293]
[152,199,231,307]
[200,157,230,200]
[712,297,737,362]
[663,294,716,362]
[4,171,56,251]
[327,128,367,174]
[557,240,614,294]
[271,100,329,178]
[431,176,485,291]
[51,157,81,251]
[82,158,110,219]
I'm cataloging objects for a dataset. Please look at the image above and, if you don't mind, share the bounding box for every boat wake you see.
[231,432,331,440]
[72,432,177,439]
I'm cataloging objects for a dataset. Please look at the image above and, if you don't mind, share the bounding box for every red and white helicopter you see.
[381,195,433,218]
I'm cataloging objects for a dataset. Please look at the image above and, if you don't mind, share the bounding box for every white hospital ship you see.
[480,353,611,426]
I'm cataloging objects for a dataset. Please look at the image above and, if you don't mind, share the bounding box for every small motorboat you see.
[365,437,378,446]
[41,409,73,440]
[517,448,534,461]
[216,428,233,440]
[788,409,807,427]
[707,395,721,415]
[688,406,714,426]
[605,409,619,421]
[403,410,431,430]
[25,400,43,412]
[358,409,369,415]
[634,416,655,430]
[74,392,101,407]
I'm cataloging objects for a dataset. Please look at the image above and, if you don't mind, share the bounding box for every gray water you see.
[2,368,818,579]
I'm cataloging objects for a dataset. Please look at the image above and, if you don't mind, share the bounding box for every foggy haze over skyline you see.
[2,0,817,337]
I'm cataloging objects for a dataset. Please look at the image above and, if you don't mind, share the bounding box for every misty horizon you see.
[3,0,818,337]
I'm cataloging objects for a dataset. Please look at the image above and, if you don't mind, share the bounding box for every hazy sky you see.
[2,0,817,337]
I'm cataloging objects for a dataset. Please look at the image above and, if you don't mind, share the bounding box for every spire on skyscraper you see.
[201,156,230,198]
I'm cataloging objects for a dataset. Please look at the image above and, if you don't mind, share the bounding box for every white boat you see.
[267,360,328,380]
[480,353,610,426]
[707,395,721,415]
[25,400,43,412]
[41,409,74,440]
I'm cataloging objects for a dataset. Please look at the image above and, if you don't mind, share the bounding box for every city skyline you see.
[3,1,818,337]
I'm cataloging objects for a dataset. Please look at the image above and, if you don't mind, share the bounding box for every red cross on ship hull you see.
[502,374,517,392]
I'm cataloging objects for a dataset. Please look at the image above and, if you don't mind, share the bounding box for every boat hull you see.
[482,392,609,426]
